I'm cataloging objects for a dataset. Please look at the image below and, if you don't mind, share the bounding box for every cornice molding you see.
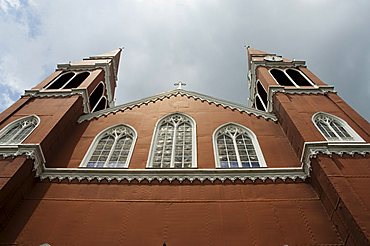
[267,86,336,111]
[0,144,46,176]
[1,142,368,184]
[301,142,370,175]
[78,89,278,123]
[23,88,90,113]
[40,167,306,183]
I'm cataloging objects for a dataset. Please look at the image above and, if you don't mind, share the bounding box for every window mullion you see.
[170,123,178,168]
[284,70,299,87]
[232,135,242,168]
[60,74,76,90]
[8,124,25,144]
[105,134,119,167]
[328,122,342,140]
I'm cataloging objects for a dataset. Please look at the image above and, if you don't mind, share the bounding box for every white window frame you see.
[80,124,137,168]
[44,71,91,90]
[212,122,267,168]
[0,115,40,145]
[312,112,364,142]
[255,80,267,111]
[269,68,316,87]
[146,113,197,168]
[89,81,106,112]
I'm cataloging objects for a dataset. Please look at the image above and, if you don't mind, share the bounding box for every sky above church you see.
[0,0,369,120]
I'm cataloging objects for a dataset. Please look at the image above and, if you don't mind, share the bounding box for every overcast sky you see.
[0,0,369,120]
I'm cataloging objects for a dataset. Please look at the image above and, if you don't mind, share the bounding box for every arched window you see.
[89,82,105,111]
[92,96,107,112]
[148,113,196,168]
[313,112,363,142]
[213,123,266,168]
[45,71,90,90]
[255,81,268,111]
[270,69,295,86]
[81,125,136,168]
[0,115,39,145]
[270,68,314,87]
[286,69,312,86]
[64,72,90,89]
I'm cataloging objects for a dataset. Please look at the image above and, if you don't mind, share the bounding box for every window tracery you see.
[0,116,39,145]
[313,113,363,142]
[149,113,196,168]
[214,123,266,168]
[83,125,136,168]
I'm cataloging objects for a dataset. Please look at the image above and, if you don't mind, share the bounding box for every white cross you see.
[174,81,187,89]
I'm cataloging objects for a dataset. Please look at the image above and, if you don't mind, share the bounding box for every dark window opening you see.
[64,72,90,89]
[93,97,107,112]
[257,81,268,105]
[286,69,312,86]
[89,83,104,110]
[270,69,295,86]
[255,96,265,111]
[47,72,75,89]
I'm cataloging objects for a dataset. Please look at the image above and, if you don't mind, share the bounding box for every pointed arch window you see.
[0,116,39,145]
[313,112,363,142]
[213,123,266,168]
[45,71,90,90]
[148,113,196,168]
[81,125,136,168]
[270,68,314,87]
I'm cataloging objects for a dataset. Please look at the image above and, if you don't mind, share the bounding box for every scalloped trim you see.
[78,89,277,123]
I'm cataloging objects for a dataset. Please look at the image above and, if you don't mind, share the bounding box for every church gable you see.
[46,91,299,171]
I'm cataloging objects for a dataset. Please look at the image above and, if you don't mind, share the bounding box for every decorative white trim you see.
[23,88,90,113]
[146,113,197,168]
[6,141,367,184]
[80,124,137,168]
[248,59,306,107]
[40,167,306,183]
[312,112,365,142]
[212,122,267,168]
[78,89,278,123]
[57,62,114,106]
[266,86,336,112]
[300,142,370,176]
[0,144,46,176]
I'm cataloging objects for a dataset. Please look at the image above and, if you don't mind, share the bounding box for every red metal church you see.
[0,47,369,245]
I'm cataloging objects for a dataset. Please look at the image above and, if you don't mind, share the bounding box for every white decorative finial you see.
[174,81,187,89]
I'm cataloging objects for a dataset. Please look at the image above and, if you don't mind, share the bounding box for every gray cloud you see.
[0,0,369,120]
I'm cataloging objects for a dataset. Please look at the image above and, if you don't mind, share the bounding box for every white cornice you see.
[23,88,90,113]
[1,142,368,184]
[40,167,306,183]
[0,144,46,176]
[301,142,370,175]
[78,89,278,123]
[267,86,336,112]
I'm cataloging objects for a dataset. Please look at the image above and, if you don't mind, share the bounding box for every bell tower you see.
[247,47,370,245]
[24,48,122,113]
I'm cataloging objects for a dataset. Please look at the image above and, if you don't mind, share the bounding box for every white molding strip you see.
[78,89,278,123]
[23,88,90,113]
[267,86,336,112]
[1,142,369,184]
[0,144,46,176]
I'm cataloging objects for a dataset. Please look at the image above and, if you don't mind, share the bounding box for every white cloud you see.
[0,0,369,120]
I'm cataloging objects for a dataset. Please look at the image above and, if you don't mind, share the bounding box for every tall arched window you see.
[148,113,196,168]
[213,123,266,168]
[81,125,136,168]
[45,71,90,90]
[255,80,268,111]
[313,112,363,142]
[270,68,314,87]
[0,115,39,145]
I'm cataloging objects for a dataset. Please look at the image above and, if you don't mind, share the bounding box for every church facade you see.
[0,47,369,245]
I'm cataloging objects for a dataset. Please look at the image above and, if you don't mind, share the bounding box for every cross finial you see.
[174,81,186,89]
